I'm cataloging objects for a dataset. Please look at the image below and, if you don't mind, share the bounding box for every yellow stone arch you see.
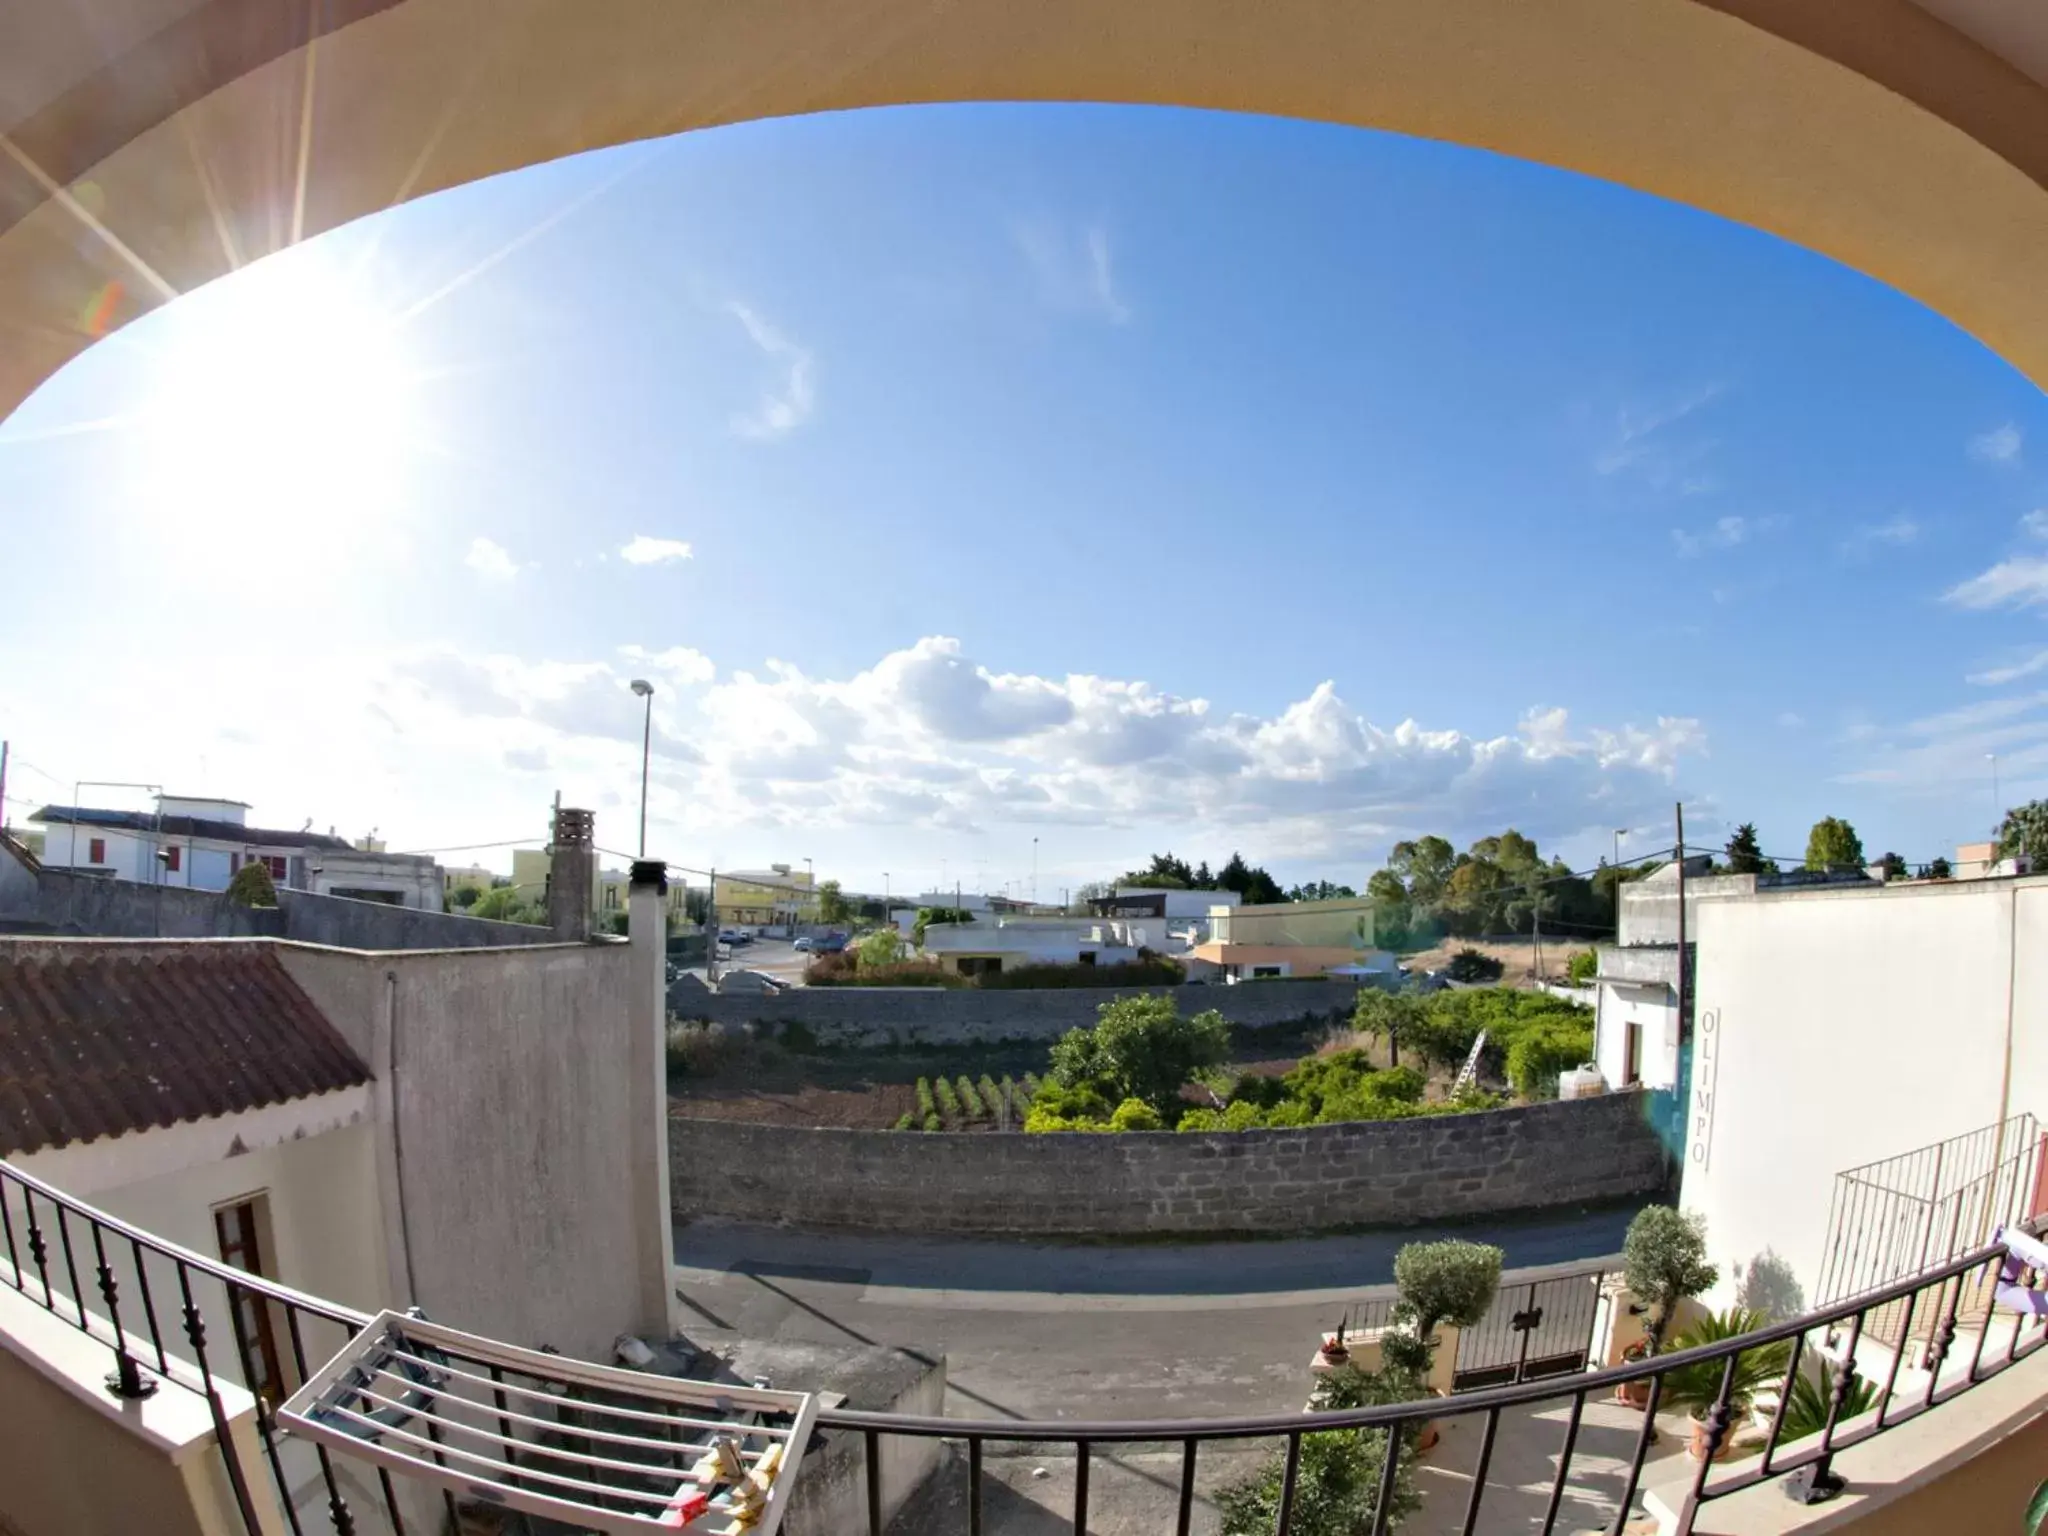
[6,0,2048,420]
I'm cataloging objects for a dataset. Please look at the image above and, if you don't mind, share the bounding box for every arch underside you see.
[4,0,2048,419]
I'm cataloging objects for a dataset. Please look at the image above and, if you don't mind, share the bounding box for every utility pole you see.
[1675,801,1688,1048]
[0,739,8,832]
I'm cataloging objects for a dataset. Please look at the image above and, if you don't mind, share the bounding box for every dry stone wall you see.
[669,979,1363,1047]
[670,1091,1672,1237]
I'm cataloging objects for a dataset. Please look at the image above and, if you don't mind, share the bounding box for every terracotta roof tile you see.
[0,944,370,1157]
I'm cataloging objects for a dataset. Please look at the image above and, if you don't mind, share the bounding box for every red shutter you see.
[88,837,105,863]
[166,846,181,872]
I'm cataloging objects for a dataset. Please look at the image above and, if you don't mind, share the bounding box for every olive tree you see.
[1623,1206,1718,1350]
[1391,1239,1503,1371]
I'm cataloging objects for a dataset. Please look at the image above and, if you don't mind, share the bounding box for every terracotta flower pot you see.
[1615,1345,1653,1407]
[1687,1411,1738,1462]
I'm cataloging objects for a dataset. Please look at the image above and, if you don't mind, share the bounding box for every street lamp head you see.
[630,678,654,697]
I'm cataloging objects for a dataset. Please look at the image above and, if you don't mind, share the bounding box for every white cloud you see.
[727,303,815,441]
[1673,514,1782,558]
[464,536,519,582]
[1969,423,2023,464]
[1777,712,1806,729]
[1841,514,1919,555]
[1968,649,2048,687]
[619,534,694,566]
[1837,690,2048,797]
[1943,555,2048,611]
[1014,220,1131,324]
[394,634,1701,857]
[2021,509,2048,540]
[1085,228,1129,324]
[618,644,715,687]
[1594,385,1722,488]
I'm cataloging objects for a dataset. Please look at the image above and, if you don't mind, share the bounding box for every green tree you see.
[1877,851,1907,882]
[1118,852,1196,888]
[471,885,544,924]
[449,885,481,909]
[1045,994,1230,1118]
[911,905,975,944]
[1216,851,1286,904]
[1566,949,1598,985]
[1724,823,1765,875]
[1288,880,1358,901]
[1388,836,1457,908]
[816,879,852,924]
[1365,868,1414,949]
[1352,988,1425,1067]
[1996,799,2048,865]
[1623,1207,1718,1350]
[225,860,279,908]
[1218,1412,1419,1536]
[1804,816,1866,873]
[855,929,903,968]
[1444,946,1503,983]
[1393,1239,1503,1348]
[1927,855,1953,881]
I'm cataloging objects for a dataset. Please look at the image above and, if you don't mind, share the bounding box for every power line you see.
[390,837,544,856]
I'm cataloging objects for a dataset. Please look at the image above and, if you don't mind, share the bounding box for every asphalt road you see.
[672,1202,1643,1423]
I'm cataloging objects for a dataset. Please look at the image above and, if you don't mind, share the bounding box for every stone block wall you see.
[670,1091,1672,1237]
[669,979,1363,1047]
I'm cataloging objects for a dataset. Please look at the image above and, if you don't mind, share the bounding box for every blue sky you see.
[2,102,2045,895]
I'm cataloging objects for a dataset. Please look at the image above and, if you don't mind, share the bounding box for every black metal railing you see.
[4,1153,2045,1536]
[1817,1113,2043,1306]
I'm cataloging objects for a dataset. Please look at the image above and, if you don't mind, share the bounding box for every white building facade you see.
[1677,873,2048,1316]
[32,794,444,909]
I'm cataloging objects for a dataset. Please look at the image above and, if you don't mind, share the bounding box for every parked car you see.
[793,936,814,952]
[816,932,848,954]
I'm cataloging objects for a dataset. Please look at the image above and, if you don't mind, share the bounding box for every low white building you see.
[1590,859,1873,1092]
[31,794,445,909]
[1093,887,1241,944]
[918,915,1152,977]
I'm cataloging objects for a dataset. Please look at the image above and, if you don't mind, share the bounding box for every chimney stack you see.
[548,806,596,941]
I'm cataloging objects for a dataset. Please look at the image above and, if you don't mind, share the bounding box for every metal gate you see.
[1449,1267,1606,1391]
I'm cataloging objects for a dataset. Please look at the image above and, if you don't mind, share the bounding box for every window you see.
[1252,965,1284,978]
[88,837,105,863]
[164,845,181,873]
[260,855,287,880]
[213,1197,287,1409]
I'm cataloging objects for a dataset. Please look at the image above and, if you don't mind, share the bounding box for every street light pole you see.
[1989,752,2001,837]
[630,679,654,858]
[1032,836,1039,905]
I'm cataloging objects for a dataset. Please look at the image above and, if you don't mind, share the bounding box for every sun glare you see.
[127,248,427,574]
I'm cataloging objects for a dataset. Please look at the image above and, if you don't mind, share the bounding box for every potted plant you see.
[1222,1360,1428,1535]
[1655,1307,1792,1461]
[1777,1359,1878,1443]
[1619,1207,1718,1406]
[1388,1239,1503,1451]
